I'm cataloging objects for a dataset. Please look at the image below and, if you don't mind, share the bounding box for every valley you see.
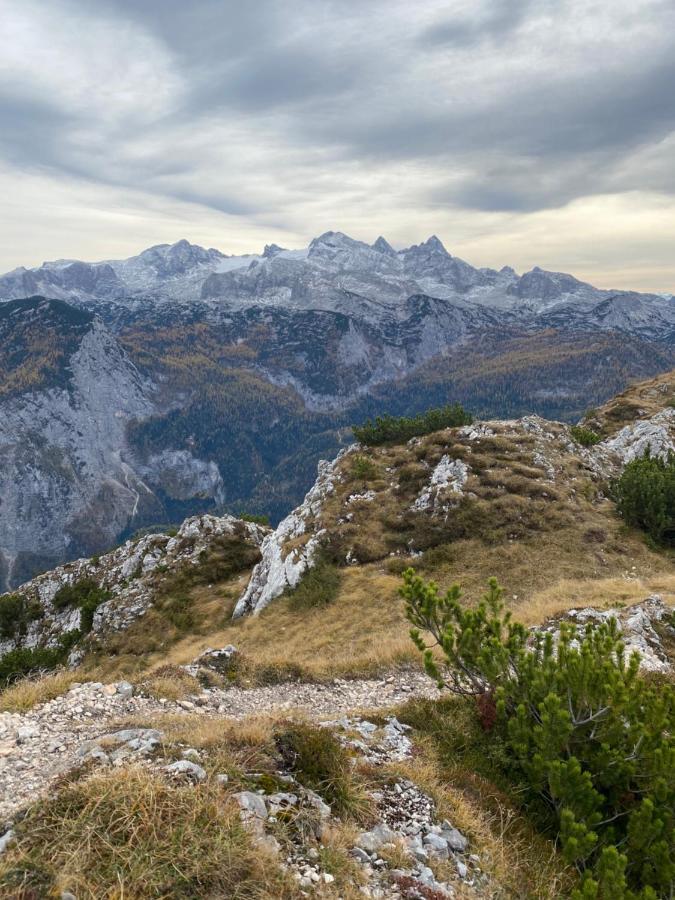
[0,234,673,589]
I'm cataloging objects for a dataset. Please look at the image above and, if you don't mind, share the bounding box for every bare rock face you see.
[412,456,470,512]
[598,407,675,464]
[536,596,674,674]
[0,514,268,660]
[0,300,231,592]
[232,449,353,617]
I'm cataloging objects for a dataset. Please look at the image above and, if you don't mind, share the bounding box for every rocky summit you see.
[0,235,673,587]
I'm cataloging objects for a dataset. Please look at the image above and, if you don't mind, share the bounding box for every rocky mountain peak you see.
[371,236,396,256]
[308,230,370,257]
[262,243,287,258]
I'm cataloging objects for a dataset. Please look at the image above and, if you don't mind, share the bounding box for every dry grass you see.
[0,766,300,900]
[229,566,418,679]
[518,573,675,626]
[139,665,202,702]
[0,670,75,713]
[583,368,675,436]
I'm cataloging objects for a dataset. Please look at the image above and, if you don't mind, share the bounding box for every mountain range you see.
[0,232,673,590]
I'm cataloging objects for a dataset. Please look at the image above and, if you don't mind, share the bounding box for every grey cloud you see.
[1,0,675,233]
[420,0,546,47]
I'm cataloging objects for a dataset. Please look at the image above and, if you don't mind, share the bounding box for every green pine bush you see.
[570,425,601,447]
[613,450,674,546]
[352,403,472,446]
[401,569,674,898]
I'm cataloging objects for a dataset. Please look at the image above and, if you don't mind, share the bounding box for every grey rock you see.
[116,681,134,699]
[181,748,202,762]
[105,728,162,745]
[164,760,207,783]
[423,832,449,858]
[357,823,397,853]
[349,846,372,864]
[0,830,14,855]
[441,822,468,852]
[303,788,331,819]
[233,791,268,818]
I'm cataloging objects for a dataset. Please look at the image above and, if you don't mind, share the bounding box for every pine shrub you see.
[570,425,601,447]
[613,450,674,546]
[402,569,674,898]
[352,403,472,446]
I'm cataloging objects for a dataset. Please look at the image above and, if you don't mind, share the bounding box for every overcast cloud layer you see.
[1,0,674,291]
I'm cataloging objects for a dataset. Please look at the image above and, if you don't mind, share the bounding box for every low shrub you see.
[0,631,80,688]
[275,722,370,819]
[613,450,674,547]
[570,425,601,447]
[402,568,675,899]
[238,512,271,526]
[350,455,377,482]
[353,403,472,446]
[0,594,41,641]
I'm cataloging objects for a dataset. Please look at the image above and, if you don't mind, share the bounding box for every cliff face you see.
[0,300,227,591]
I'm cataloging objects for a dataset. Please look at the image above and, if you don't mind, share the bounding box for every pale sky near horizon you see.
[1,0,674,293]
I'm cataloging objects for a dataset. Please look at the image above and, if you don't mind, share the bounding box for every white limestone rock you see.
[412,456,470,513]
[232,450,352,617]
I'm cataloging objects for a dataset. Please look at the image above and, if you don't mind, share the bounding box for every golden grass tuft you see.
[0,766,300,899]
[139,665,201,702]
[0,670,75,713]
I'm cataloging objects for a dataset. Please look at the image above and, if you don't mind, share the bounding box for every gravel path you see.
[0,671,438,824]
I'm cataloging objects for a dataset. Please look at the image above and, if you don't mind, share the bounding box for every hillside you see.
[0,233,673,588]
[0,377,674,898]
[2,376,673,684]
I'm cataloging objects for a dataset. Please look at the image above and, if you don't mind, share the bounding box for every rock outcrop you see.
[232,450,353,617]
[537,596,675,674]
[0,514,267,660]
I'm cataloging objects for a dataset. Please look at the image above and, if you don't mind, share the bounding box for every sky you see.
[1,0,674,292]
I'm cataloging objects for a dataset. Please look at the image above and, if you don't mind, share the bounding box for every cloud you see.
[420,0,547,47]
[0,0,674,290]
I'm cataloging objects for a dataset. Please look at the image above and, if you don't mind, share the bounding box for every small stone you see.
[233,791,268,818]
[0,830,14,855]
[182,748,201,762]
[16,725,39,744]
[350,847,371,864]
[456,859,468,878]
[116,681,134,699]
[102,684,117,696]
[216,773,229,785]
[322,872,335,884]
[164,760,207,783]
